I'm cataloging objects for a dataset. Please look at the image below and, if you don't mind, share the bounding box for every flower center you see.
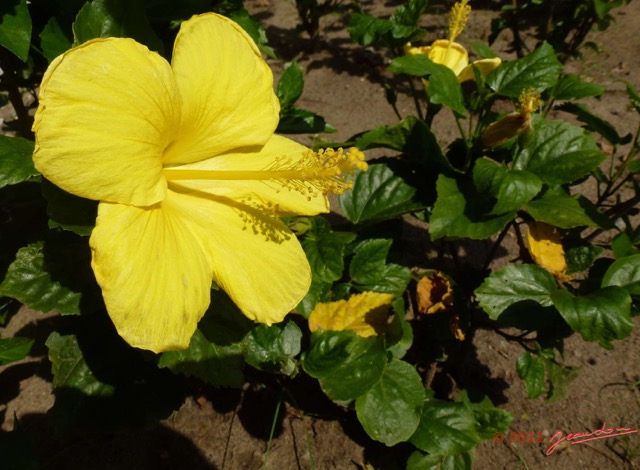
[162,147,367,200]
[445,0,471,63]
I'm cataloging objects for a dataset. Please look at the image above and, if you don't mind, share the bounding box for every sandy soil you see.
[1,1,639,469]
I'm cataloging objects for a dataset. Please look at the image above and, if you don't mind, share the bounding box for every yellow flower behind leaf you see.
[404,0,501,83]
[526,221,570,279]
[308,292,394,337]
[33,13,367,353]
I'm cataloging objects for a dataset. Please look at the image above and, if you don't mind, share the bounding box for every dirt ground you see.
[1,0,640,469]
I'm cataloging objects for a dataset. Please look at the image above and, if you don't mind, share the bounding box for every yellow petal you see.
[170,191,312,325]
[308,292,394,337]
[404,43,430,56]
[427,39,469,76]
[458,57,502,82]
[164,13,279,165]
[168,135,329,215]
[526,221,569,277]
[416,272,454,314]
[33,38,178,206]
[90,196,212,353]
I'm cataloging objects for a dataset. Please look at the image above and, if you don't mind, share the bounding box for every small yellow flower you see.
[33,13,366,352]
[405,0,501,83]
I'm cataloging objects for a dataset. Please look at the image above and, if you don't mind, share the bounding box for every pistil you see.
[163,147,367,199]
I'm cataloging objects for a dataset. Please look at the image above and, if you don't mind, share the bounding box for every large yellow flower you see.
[32,13,366,353]
[405,0,501,82]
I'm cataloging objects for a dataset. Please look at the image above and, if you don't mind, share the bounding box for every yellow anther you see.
[448,0,471,42]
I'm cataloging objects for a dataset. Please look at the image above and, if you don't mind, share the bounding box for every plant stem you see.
[407,77,424,121]
[481,221,513,273]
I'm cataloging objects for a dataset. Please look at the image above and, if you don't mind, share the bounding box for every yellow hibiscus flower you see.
[33,13,366,353]
[405,0,501,82]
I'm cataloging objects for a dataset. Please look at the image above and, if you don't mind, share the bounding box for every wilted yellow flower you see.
[416,272,454,314]
[308,292,394,337]
[482,88,541,147]
[33,13,366,352]
[405,0,501,83]
[526,221,571,279]
[416,272,464,340]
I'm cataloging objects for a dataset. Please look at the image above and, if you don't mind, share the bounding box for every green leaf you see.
[525,191,610,229]
[407,451,473,470]
[158,329,244,387]
[0,336,33,365]
[303,330,387,401]
[388,55,465,114]
[348,13,392,46]
[470,40,498,59]
[351,116,418,151]
[404,118,452,172]
[355,359,425,446]
[456,391,512,440]
[42,179,98,236]
[429,174,514,240]
[353,263,411,297]
[297,279,333,317]
[47,330,109,395]
[516,351,546,399]
[0,0,32,61]
[487,42,562,97]
[0,235,95,315]
[475,264,557,320]
[73,0,163,52]
[626,81,640,114]
[348,1,425,48]
[160,289,255,386]
[556,102,631,145]
[39,16,72,62]
[514,119,606,185]
[565,244,603,274]
[553,74,604,100]
[277,61,304,109]
[612,233,640,258]
[551,287,633,349]
[390,0,428,27]
[386,297,413,359]
[0,135,38,189]
[277,107,334,134]
[301,217,356,283]
[46,329,184,433]
[494,170,542,215]
[338,163,422,224]
[410,399,481,455]
[472,158,542,215]
[243,320,301,376]
[545,359,578,403]
[602,254,640,295]
[349,239,392,284]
